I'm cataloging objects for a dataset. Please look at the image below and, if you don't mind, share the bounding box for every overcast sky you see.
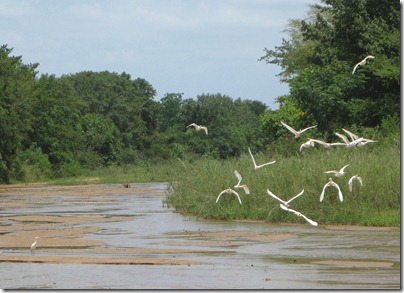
[0,0,315,109]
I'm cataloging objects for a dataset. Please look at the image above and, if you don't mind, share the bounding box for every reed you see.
[167,142,400,226]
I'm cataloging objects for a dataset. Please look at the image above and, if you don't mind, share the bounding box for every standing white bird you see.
[187,123,208,135]
[352,55,375,74]
[30,237,39,255]
[280,121,317,138]
[348,175,363,192]
[320,178,344,202]
[233,170,250,195]
[248,147,276,170]
[216,188,242,205]
[325,164,349,177]
[280,204,318,226]
[267,189,304,207]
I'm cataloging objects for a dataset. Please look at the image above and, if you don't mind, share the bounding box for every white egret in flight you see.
[299,139,317,152]
[348,175,363,192]
[352,55,375,74]
[320,178,344,202]
[248,147,276,170]
[280,121,317,138]
[267,189,304,207]
[187,123,208,135]
[279,204,318,226]
[233,170,250,195]
[311,139,346,149]
[216,188,242,205]
[325,164,349,177]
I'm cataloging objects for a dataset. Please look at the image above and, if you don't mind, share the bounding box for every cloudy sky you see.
[0,0,315,109]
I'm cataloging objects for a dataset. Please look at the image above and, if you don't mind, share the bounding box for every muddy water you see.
[0,183,400,289]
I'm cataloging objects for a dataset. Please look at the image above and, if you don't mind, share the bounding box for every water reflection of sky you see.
[0,183,400,289]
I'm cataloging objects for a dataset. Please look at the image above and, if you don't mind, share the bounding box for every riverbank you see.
[0,182,399,289]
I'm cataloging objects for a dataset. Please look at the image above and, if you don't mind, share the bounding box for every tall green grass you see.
[166,142,400,226]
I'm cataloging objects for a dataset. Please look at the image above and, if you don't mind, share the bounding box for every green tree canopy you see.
[0,45,38,182]
[63,71,158,151]
[260,0,399,137]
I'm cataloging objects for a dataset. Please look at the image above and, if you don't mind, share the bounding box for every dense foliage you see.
[259,0,399,140]
[0,0,399,185]
[0,45,267,182]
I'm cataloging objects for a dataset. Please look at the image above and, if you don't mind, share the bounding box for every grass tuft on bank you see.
[166,142,400,226]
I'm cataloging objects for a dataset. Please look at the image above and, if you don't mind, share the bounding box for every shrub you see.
[18,147,52,181]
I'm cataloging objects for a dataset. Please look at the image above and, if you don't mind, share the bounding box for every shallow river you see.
[0,183,400,289]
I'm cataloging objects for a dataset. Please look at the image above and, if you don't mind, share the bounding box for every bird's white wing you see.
[215,190,227,203]
[248,147,257,167]
[334,183,343,202]
[342,128,359,141]
[335,132,350,144]
[267,189,286,205]
[201,126,208,135]
[350,175,363,190]
[329,142,347,146]
[236,184,250,195]
[339,164,349,173]
[311,139,326,145]
[234,170,242,185]
[257,160,276,168]
[279,204,318,226]
[348,176,354,192]
[347,137,364,147]
[357,176,363,186]
[325,170,337,174]
[187,123,198,128]
[320,184,328,202]
[299,141,312,151]
[299,213,318,226]
[365,55,375,60]
[286,189,305,205]
[352,62,360,74]
[301,125,317,133]
[289,208,318,226]
[229,189,242,204]
[235,184,250,195]
[281,121,297,135]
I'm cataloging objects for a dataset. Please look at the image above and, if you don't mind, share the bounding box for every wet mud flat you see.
[0,182,400,289]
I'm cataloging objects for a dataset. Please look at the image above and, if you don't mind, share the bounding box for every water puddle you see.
[0,182,400,289]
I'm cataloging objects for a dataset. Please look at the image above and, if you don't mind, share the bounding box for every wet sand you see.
[0,182,400,289]
[1,183,224,265]
[0,183,296,266]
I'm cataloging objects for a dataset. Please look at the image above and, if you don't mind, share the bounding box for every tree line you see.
[0,0,399,183]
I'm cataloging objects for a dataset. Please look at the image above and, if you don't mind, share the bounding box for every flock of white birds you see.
[29,56,375,253]
[186,51,376,226]
[186,118,374,227]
